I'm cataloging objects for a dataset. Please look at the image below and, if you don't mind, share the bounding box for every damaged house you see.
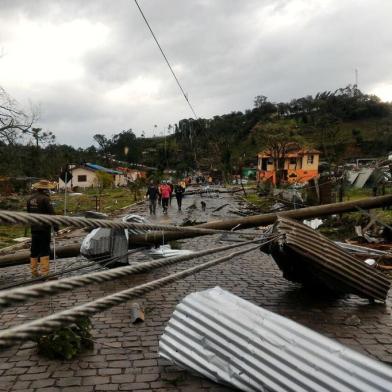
[257,145,320,185]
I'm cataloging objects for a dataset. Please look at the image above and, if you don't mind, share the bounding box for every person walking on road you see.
[174,182,185,211]
[146,181,159,215]
[27,180,58,277]
[159,181,171,214]
[168,181,174,206]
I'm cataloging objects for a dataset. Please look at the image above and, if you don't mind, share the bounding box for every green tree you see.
[254,120,303,186]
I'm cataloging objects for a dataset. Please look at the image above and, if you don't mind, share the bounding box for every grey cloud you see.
[1,0,392,146]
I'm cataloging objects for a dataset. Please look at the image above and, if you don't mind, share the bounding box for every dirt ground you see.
[0,189,391,391]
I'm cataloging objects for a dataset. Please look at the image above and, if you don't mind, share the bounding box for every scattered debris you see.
[269,202,286,211]
[122,214,149,235]
[211,203,230,213]
[12,237,30,243]
[303,218,323,230]
[186,202,197,211]
[130,303,145,324]
[261,217,390,300]
[149,244,194,258]
[159,287,392,392]
[344,314,361,326]
[273,187,304,205]
[182,218,207,226]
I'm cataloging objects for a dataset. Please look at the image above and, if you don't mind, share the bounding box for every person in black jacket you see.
[27,180,58,277]
[174,182,185,211]
[146,181,159,215]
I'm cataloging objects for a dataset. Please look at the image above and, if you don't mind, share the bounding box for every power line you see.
[133,0,198,119]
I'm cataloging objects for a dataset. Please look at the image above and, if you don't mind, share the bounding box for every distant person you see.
[146,181,158,215]
[174,182,185,211]
[201,200,206,212]
[168,181,174,206]
[159,181,171,214]
[27,180,58,277]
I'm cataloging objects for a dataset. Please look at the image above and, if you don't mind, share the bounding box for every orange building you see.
[257,147,320,185]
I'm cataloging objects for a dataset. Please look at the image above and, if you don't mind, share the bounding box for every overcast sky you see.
[1,0,391,147]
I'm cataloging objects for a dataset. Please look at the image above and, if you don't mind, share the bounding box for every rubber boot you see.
[40,256,50,276]
[30,258,39,277]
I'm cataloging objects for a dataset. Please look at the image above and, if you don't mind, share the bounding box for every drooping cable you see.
[133,0,198,119]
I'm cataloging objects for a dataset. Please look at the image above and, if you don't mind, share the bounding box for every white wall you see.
[58,168,98,190]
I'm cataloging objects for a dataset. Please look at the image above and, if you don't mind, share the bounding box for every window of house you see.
[78,175,87,182]
[267,158,273,165]
[289,158,296,165]
[307,155,314,164]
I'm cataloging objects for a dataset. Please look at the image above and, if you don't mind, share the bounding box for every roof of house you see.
[258,148,321,158]
[77,163,123,175]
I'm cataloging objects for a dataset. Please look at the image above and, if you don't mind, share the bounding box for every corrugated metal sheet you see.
[353,168,374,188]
[159,287,392,392]
[346,171,359,185]
[265,217,390,300]
[335,241,389,257]
[85,162,123,175]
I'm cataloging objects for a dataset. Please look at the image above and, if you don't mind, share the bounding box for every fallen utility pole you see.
[130,194,392,245]
[0,195,391,267]
[0,244,81,268]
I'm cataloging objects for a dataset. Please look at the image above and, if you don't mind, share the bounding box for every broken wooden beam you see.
[130,194,392,244]
[0,195,392,267]
[0,244,81,268]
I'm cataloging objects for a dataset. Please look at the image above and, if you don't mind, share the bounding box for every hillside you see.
[1,85,391,181]
[138,85,392,175]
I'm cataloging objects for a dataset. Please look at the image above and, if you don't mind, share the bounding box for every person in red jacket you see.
[159,181,171,214]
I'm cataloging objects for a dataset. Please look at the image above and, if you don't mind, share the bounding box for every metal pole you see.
[1,195,392,265]
[129,194,392,244]
[64,169,67,216]
[53,231,57,274]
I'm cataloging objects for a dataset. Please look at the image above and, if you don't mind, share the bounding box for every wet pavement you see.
[0,189,392,391]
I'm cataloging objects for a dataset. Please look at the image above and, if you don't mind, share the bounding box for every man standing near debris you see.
[146,180,158,215]
[174,181,185,211]
[27,180,58,277]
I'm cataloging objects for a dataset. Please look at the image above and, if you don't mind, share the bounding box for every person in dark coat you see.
[174,182,185,211]
[168,181,174,206]
[27,180,58,277]
[146,181,159,215]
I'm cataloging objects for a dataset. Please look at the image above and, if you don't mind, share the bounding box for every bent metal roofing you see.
[84,163,123,175]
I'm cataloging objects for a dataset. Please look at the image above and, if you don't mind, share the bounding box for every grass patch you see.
[52,187,145,215]
[0,225,28,248]
[244,193,275,212]
[0,187,146,248]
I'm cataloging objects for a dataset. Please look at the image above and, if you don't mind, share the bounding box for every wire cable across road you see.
[0,237,271,309]
[0,210,250,236]
[0,240,272,349]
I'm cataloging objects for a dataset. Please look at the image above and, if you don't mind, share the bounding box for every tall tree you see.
[0,87,38,144]
[254,120,303,186]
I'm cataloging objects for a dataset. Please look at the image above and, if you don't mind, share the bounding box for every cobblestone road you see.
[0,190,391,391]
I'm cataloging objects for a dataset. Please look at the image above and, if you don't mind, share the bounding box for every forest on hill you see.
[1,84,391,181]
